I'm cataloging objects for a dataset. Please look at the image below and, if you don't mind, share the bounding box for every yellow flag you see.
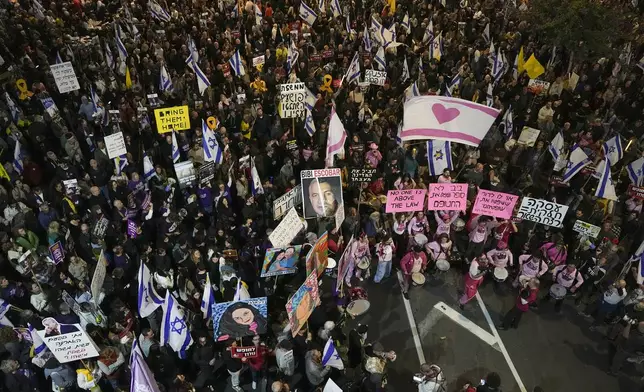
[387,0,396,13]
[0,163,10,182]
[523,54,545,79]
[125,66,132,89]
[517,46,525,75]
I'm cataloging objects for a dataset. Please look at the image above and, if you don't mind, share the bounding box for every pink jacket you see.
[540,242,568,266]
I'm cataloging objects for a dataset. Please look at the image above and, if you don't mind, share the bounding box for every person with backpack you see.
[543,263,584,313]
[514,251,549,288]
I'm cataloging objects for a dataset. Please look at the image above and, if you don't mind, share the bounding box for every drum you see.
[357,258,370,270]
[412,272,426,286]
[452,218,466,232]
[347,299,371,317]
[493,267,509,282]
[325,258,337,276]
[549,283,567,300]
[436,259,451,271]
[414,233,428,247]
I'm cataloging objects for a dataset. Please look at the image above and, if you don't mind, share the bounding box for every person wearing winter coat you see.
[43,358,76,391]
[304,349,331,388]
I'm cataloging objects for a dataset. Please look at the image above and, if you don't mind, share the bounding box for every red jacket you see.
[400,251,427,275]
[516,288,539,312]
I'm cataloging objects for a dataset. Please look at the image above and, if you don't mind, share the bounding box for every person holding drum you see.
[407,211,431,250]
[486,241,513,286]
[345,234,372,285]
[545,263,584,313]
[465,215,494,269]
[426,233,452,273]
[515,251,549,288]
[498,278,540,330]
[374,234,396,283]
[459,253,491,310]
[400,246,428,299]
[540,239,568,268]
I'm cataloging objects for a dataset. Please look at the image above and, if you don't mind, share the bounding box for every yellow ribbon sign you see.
[319,74,333,94]
[16,79,33,100]
[206,116,218,130]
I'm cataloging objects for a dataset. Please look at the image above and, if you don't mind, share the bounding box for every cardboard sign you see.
[427,183,467,211]
[269,208,304,248]
[364,69,387,86]
[252,55,265,67]
[36,322,99,363]
[63,179,79,195]
[231,346,259,359]
[108,109,121,123]
[49,242,64,265]
[472,190,519,219]
[322,50,334,58]
[261,246,301,277]
[628,184,644,200]
[50,62,80,93]
[516,197,568,228]
[104,132,127,159]
[517,126,541,147]
[174,161,196,188]
[154,105,190,133]
[147,93,160,108]
[198,161,216,185]
[385,189,427,213]
[278,83,306,118]
[300,168,344,219]
[273,185,303,220]
[349,168,377,183]
[573,220,601,239]
[90,251,107,302]
[286,271,321,337]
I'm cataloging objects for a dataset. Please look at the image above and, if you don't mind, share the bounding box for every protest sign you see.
[527,79,551,95]
[212,298,268,341]
[108,110,121,123]
[301,168,344,219]
[90,251,107,302]
[427,183,467,211]
[174,161,196,188]
[198,161,216,185]
[323,379,343,392]
[573,220,601,239]
[517,197,568,228]
[269,208,304,248]
[50,62,80,93]
[385,189,427,213]
[36,320,99,363]
[230,346,259,359]
[306,232,329,277]
[472,190,519,219]
[154,105,190,133]
[336,236,354,287]
[104,132,127,159]
[278,82,306,118]
[147,93,160,108]
[49,242,64,265]
[252,55,265,67]
[127,220,138,238]
[261,246,301,277]
[273,185,303,220]
[364,70,387,86]
[517,126,541,147]
[628,184,644,200]
[349,168,377,183]
[286,271,321,337]
[63,179,79,195]
[335,204,345,231]
[41,97,60,119]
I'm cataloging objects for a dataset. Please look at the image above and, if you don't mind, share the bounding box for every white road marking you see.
[432,302,499,350]
[476,292,527,392]
[397,270,426,364]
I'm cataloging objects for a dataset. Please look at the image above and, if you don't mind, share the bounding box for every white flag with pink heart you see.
[400,96,501,147]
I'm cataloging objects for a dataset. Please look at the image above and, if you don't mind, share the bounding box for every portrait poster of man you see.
[306,231,329,277]
[35,318,99,363]
[300,168,344,219]
[211,297,268,341]
[261,246,302,277]
[286,271,321,337]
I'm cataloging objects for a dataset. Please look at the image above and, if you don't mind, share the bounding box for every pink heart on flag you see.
[432,104,460,124]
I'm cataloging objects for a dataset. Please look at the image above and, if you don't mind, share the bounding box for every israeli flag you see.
[202,120,223,164]
[322,339,344,370]
[90,87,101,114]
[104,43,115,69]
[493,49,508,84]
[396,123,403,146]
[55,51,63,64]
[187,55,211,95]
[603,135,624,166]
[228,50,245,76]
[115,155,129,175]
[429,32,443,61]
[4,92,20,122]
[486,83,494,107]
[445,73,462,97]
[363,26,372,52]
[138,262,163,318]
[427,140,453,176]
[344,52,361,85]
[375,47,386,71]
[0,299,12,327]
[200,273,216,319]
[627,157,644,186]
[562,147,591,183]
[130,340,161,392]
[159,64,174,93]
[318,0,325,12]
[345,14,354,34]
[405,82,420,101]
[255,4,263,25]
[161,291,194,359]
[148,0,171,22]
[251,157,264,195]
[299,2,318,26]
[115,24,128,75]
[401,13,411,33]
[143,153,157,181]
[483,23,490,43]
[171,132,180,163]
[13,141,23,175]
[188,38,199,65]
[287,41,299,73]
[305,86,317,111]
[28,323,48,356]
[596,159,617,200]
[330,0,342,17]
[422,20,434,44]
[548,131,565,162]
[501,106,513,139]
[400,56,409,82]
[305,108,316,136]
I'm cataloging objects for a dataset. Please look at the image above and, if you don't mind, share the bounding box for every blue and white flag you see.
[482,23,490,43]
[161,291,194,359]
[148,0,171,22]
[228,50,246,76]
[171,132,180,163]
[90,87,101,115]
[596,159,617,200]
[429,32,443,61]
[305,108,316,136]
[159,64,174,93]
[422,20,434,44]
[486,83,494,107]
[138,262,163,318]
[188,38,199,65]
[322,338,344,370]
[28,323,47,356]
[4,92,20,122]
[375,47,386,71]
[187,55,211,94]
[55,51,63,64]
[627,157,644,186]
[345,14,355,34]
[445,73,462,97]
[562,147,591,183]
[143,153,157,181]
[548,131,564,162]
[400,56,409,82]
[603,135,624,166]
[115,155,128,175]
[427,140,453,176]
[287,41,299,73]
[255,4,263,25]
[305,86,317,111]
[299,2,318,25]
[250,157,264,195]
[318,0,325,12]
[115,23,128,74]
[200,273,216,319]
[492,49,508,84]
[104,43,115,69]
[396,123,403,146]
[202,120,223,164]
[330,0,342,17]
[501,106,513,139]
[363,26,372,52]
[130,341,161,392]
[0,299,12,327]
[401,13,410,33]
[405,82,419,100]
[13,141,23,175]
[344,52,361,85]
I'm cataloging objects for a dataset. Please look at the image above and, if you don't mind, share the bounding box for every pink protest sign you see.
[472,190,519,219]
[427,183,467,211]
[386,189,427,213]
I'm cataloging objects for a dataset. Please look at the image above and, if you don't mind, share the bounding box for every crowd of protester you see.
[0,0,643,391]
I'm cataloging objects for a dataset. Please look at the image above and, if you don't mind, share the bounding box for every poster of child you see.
[212,297,268,341]
[305,231,328,277]
[261,246,302,277]
[286,271,321,337]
